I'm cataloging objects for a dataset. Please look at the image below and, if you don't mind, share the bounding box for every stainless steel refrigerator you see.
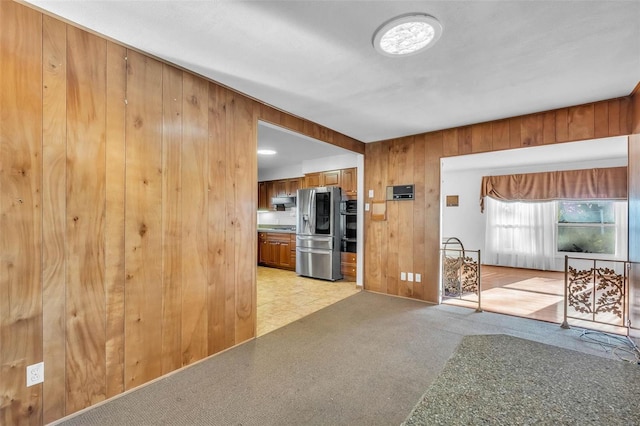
[296,186,342,281]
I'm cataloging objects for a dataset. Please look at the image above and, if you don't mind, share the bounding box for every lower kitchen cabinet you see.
[341,252,357,281]
[258,232,296,270]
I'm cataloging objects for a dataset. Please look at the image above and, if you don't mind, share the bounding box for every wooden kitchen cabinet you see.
[340,167,357,198]
[258,232,295,270]
[322,170,341,187]
[258,182,269,210]
[287,178,301,197]
[304,173,321,188]
[302,168,357,194]
[258,177,303,209]
[341,252,357,281]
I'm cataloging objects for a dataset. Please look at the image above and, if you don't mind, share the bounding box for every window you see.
[557,201,615,254]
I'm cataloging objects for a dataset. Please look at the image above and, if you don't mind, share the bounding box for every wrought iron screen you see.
[561,256,628,330]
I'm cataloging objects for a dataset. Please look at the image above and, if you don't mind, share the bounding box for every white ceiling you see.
[24,0,640,144]
[258,121,355,175]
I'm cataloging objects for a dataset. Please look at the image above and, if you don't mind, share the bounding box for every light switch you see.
[400,272,406,281]
[415,273,421,282]
[408,272,414,282]
[368,189,374,198]
[365,203,370,211]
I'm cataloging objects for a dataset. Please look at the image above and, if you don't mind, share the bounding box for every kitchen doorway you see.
[256,121,364,336]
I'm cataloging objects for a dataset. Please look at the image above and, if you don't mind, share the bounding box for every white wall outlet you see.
[26,362,44,387]
[365,203,370,211]
[408,272,414,282]
[415,273,421,283]
[368,189,374,198]
[400,272,406,281]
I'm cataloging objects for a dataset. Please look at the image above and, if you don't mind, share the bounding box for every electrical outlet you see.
[368,189,374,198]
[365,203,370,211]
[400,272,406,281]
[408,272,414,282]
[26,362,44,387]
[416,273,421,282]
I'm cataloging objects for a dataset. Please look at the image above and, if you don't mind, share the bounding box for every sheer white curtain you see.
[614,201,628,260]
[484,197,558,270]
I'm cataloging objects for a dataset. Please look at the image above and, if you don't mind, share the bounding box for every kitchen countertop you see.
[258,226,296,234]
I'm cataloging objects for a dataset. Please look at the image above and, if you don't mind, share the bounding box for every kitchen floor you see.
[257,266,360,336]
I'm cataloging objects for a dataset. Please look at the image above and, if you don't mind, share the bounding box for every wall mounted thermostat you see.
[386,184,414,201]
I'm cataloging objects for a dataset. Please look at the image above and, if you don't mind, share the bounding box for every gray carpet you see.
[404,334,640,425]
[54,291,634,426]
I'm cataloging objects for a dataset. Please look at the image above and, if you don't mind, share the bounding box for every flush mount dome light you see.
[373,13,442,57]
[257,149,277,155]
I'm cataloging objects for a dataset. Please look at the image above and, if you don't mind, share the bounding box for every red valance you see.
[480,167,627,212]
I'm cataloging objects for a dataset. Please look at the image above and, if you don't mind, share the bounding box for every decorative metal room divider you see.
[561,255,630,331]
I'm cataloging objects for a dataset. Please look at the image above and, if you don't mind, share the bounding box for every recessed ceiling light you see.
[257,149,277,155]
[373,13,442,57]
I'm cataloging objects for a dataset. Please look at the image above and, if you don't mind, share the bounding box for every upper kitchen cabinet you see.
[258,182,269,210]
[322,170,341,187]
[258,177,303,210]
[340,168,357,198]
[304,173,321,188]
[302,168,357,198]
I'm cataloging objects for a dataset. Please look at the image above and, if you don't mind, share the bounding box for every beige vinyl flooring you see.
[257,266,360,336]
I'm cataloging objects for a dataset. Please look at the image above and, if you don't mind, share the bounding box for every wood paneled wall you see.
[632,82,640,134]
[364,96,636,304]
[0,2,363,424]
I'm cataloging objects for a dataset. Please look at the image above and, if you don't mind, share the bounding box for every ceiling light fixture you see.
[373,13,442,57]
[257,149,277,155]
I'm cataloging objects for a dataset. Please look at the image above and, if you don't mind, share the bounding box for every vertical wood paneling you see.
[567,104,595,141]
[594,101,609,139]
[555,108,569,142]
[124,50,163,389]
[509,117,522,148]
[104,41,126,398]
[231,94,257,342]
[619,97,632,135]
[631,83,640,134]
[0,2,43,424]
[412,134,428,300]
[180,72,209,365]
[458,126,472,154]
[397,137,414,297]
[363,142,384,293]
[161,64,183,374]
[442,128,459,157]
[65,26,106,413]
[521,114,543,146]
[542,111,556,144]
[224,90,238,348]
[491,120,510,151]
[423,134,442,302]
[608,99,622,135]
[471,122,492,152]
[42,14,66,423]
[386,140,401,295]
[208,83,229,353]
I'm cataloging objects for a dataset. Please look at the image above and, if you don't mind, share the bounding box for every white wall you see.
[440,137,628,261]
[258,153,358,181]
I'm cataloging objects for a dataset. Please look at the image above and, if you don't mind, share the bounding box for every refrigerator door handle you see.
[310,189,316,233]
[297,247,331,254]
